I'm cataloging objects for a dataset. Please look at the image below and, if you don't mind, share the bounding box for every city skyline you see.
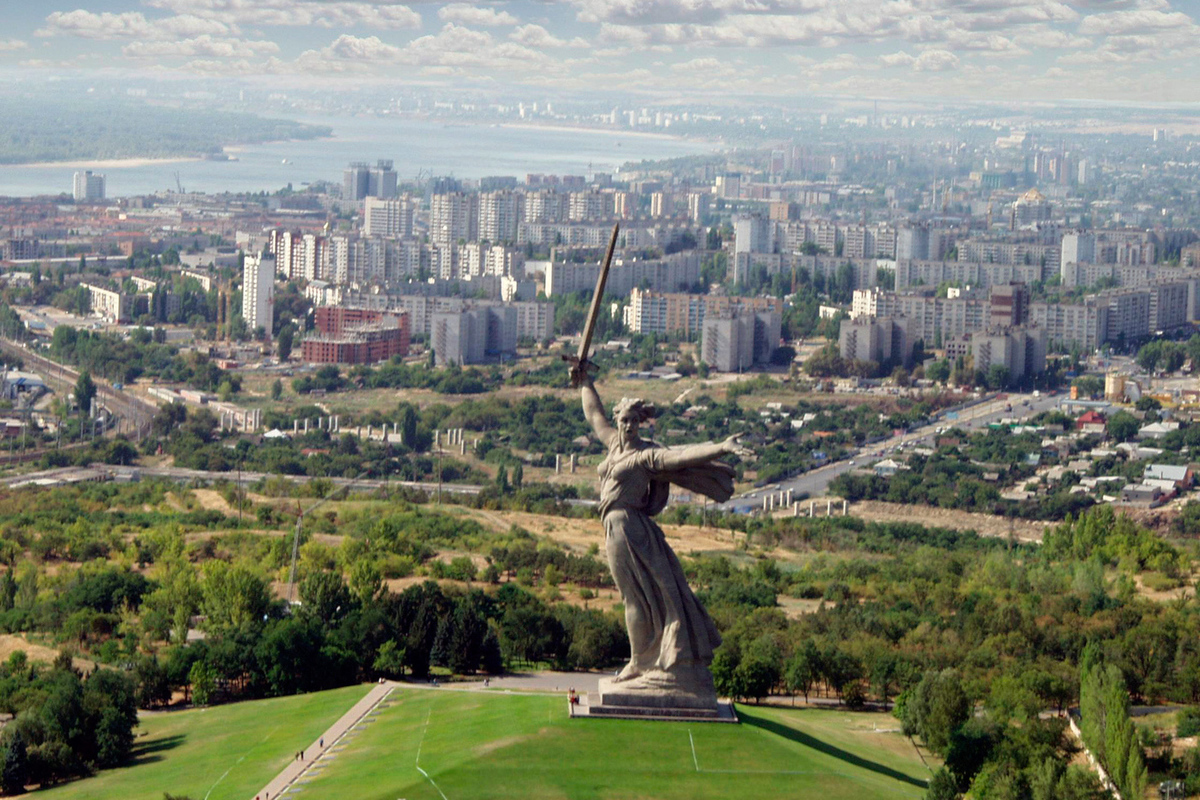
[0,0,1198,104]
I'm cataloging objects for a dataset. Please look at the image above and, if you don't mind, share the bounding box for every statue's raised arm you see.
[579,372,616,450]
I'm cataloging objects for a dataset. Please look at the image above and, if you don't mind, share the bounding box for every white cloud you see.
[806,53,871,73]
[1020,27,1093,48]
[37,9,233,40]
[913,48,959,70]
[325,34,404,61]
[879,48,959,70]
[123,35,280,59]
[439,4,519,27]
[290,25,553,74]
[510,23,588,47]
[38,10,155,40]
[879,50,917,67]
[670,56,723,71]
[0,40,28,52]
[144,0,421,30]
[1078,8,1193,34]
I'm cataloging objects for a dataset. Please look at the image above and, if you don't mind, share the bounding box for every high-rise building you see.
[701,308,781,372]
[837,316,918,368]
[367,160,397,199]
[989,283,1031,328]
[1009,188,1052,229]
[343,162,371,202]
[478,190,523,243]
[73,171,105,202]
[687,192,711,223]
[242,253,276,335]
[1060,230,1096,271]
[363,196,415,237]
[650,192,670,218]
[430,192,479,245]
[971,326,1047,380]
[568,191,606,222]
[624,289,782,336]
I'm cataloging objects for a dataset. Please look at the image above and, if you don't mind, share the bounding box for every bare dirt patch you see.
[0,633,93,672]
[450,507,760,557]
[192,489,232,514]
[845,500,1050,542]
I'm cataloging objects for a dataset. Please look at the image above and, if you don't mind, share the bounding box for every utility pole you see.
[286,469,371,604]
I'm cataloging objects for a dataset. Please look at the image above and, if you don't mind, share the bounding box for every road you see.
[1,462,487,496]
[723,389,1067,513]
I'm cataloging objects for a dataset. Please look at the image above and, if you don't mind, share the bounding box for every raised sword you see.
[565,222,620,387]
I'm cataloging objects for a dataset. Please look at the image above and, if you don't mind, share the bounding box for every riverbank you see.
[13,155,201,170]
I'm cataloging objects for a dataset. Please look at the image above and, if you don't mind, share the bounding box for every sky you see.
[2,0,1200,103]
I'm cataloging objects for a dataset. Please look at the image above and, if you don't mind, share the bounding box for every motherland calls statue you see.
[575,368,750,709]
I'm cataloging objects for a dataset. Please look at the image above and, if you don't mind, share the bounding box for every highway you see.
[723,389,1067,513]
[2,462,486,496]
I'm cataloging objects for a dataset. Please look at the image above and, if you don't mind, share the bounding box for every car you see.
[848,459,856,466]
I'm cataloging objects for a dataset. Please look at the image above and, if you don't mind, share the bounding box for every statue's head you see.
[612,397,656,449]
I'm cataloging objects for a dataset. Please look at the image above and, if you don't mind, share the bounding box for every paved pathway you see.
[252,681,397,800]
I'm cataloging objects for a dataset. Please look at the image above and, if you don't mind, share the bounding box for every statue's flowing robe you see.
[597,443,733,673]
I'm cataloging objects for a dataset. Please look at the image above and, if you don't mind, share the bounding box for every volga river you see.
[0,114,719,198]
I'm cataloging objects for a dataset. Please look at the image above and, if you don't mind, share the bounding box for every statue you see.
[576,370,750,707]
[563,224,746,715]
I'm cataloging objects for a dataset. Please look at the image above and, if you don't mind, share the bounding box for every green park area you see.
[294,687,930,800]
[33,684,369,800]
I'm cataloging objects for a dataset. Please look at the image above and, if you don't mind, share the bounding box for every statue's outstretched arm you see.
[649,434,750,471]
[581,374,616,448]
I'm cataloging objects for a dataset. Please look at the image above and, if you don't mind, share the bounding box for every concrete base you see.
[570,694,737,723]
[570,673,737,723]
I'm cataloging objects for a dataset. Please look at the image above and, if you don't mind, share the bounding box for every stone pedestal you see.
[570,671,737,723]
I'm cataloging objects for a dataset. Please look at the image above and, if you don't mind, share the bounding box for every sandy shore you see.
[13,155,202,169]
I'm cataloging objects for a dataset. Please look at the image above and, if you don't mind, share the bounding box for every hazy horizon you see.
[1,0,1199,106]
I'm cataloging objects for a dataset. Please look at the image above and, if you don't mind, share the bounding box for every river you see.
[0,114,720,198]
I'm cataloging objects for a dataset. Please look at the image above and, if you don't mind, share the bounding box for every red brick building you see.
[302,310,410,364]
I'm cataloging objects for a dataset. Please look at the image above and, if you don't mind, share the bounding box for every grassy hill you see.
[295,687,930,800]
[32,684,370,800]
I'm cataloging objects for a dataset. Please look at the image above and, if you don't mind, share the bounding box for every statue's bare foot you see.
[613,662,641,682]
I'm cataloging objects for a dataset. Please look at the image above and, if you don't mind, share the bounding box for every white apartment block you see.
[73,171,105,202]
[241,253,276,335]
[523,191,568,223]
[80,283,131,323]
[478,191,523,243]
[545,252,700,297]
[430,192,479,245]
[363,196,415,238]
[568,191,607,221]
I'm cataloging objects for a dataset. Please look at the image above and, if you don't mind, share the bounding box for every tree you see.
[398,404,419,449]
[1106,411,1139,442]
[909,669,970,756]
[985,364,1011,391]
[74,371,96,417]
[926,360,951,383]
[373,639,406,677]
[785,641,818,703]
[926,767,958,800]
[270,379,283,401]
[277,324,294,361]
[2,731,27,795]
[804,343,845,378]
[188,661,216,705]
[299,571,350,626]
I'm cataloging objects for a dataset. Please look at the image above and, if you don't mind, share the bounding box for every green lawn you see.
[295,687,931,800]
[34,684,370,800]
